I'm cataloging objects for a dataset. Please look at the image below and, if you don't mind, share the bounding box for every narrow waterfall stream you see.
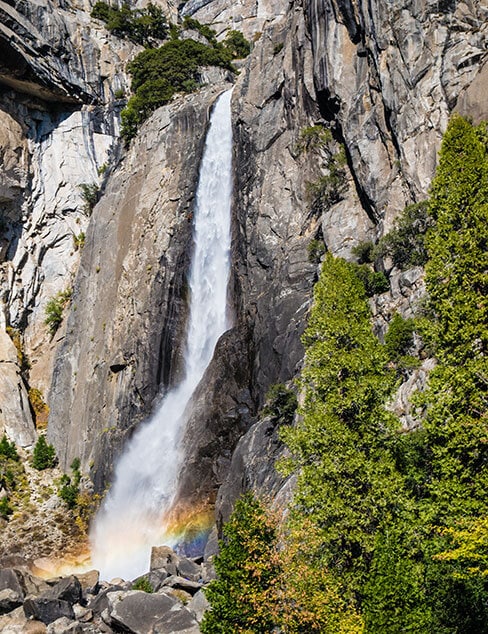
[91,88,234,582]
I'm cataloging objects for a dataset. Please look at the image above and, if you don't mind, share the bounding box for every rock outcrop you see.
[47,83,233,483]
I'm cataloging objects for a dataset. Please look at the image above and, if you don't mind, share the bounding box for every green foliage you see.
[79,183,99,215]
[307,238,326,264]
[6,326,30,374]
[280,254,402,599]
[298,125,332,153]
[376,202,432,269]
[58,457,81,509]
[435,517,488,579]
[121,38,234,140]
[91,1,168,47]
[32,435,56,470]
[352,263,390,296]
[352,240,375,264]
[44,288,72,336]
[182,17,218,45]
[0,435,19,461]
[262,383,297,424]
[273,42,284,55]
[384,313,416,360]
[132,576,154,592]
[223,29,251,58]
[201,492,279,633]
[114,87,125,99]
[0,497,13,519]
[72,232,85,251]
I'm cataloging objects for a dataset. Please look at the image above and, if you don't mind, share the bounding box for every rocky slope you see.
[0,0,486,564]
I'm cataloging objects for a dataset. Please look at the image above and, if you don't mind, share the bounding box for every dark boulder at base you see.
[23,597,75,624]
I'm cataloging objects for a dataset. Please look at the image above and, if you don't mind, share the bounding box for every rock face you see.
[47,83,233,482]
[0,327,36,446]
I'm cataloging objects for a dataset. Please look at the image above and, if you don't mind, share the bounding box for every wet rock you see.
[23,597,75,624]
[88,585,124,616]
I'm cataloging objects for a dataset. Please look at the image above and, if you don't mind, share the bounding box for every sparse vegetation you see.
[307,238,326,264]
[73,232,85,251]
[6,326,30,374]
[79,183,99,216]
[44,288,72,336]
[262,383,297,425]
[299,125,347,211]
[28,388,49,429]
[132,576,154,593]
[376,201,432,269]
[58,457,81,509]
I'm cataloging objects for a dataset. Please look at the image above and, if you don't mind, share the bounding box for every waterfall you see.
[90,88,234,582]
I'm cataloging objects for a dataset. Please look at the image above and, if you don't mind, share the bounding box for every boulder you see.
[46,617,83,633]
[106,590,180,634]
[186,589,210,623]
[43,575,82,604]
[0,568,24,613]
[176,558,202,583]
[152,607,200,634]
[161,575,202,595]
[23,598,75,624]
[75,570,100,595]
[150,547,179,576]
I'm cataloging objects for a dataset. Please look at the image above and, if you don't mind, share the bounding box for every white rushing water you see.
[90,89,234,581]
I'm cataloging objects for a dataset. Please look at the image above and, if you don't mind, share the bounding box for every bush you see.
[32,435,56,470]
[73,232,85,251]
[262,383,297,425]
[307,238,326,264]
[58,458,81,509]
[44,288,72,336]
[0,497,13,519]
[376,201,432,269]
[223,29,251,58]
[132,576,154,592]
[79,183,99,215]
[91,1,168,47]
[306,147,347,211]
[352,264,390,296]
[0,435,19,461]
[352,240,375,264]
[384,313,416,360]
